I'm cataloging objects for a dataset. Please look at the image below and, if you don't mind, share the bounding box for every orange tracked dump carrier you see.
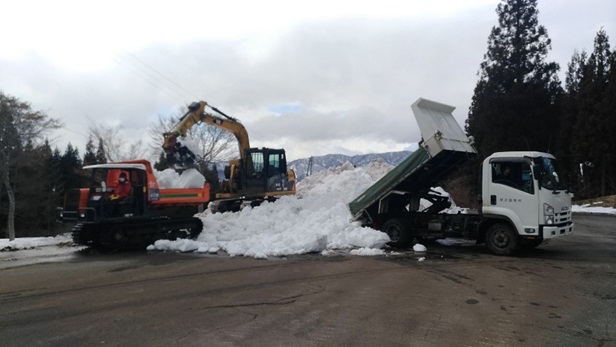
[58,159,209,249]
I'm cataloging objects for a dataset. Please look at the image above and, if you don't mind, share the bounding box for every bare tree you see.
[88,122,147,162]
[0,92,61,240]
[148,107,238,164]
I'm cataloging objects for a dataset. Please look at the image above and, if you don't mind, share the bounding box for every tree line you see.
[456,0,615,206]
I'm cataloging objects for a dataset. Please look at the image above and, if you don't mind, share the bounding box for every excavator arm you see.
[162,101,250,169]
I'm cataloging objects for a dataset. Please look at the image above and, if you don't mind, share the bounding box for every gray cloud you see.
[1,1,614,160]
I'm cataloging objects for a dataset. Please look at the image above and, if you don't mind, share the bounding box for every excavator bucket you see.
[163,137,200,169]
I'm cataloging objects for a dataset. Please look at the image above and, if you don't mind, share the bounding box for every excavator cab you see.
[241,148,291,194]
[215,147,295,212]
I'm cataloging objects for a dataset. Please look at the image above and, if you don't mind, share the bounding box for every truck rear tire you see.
[486,223,520,256]
[382,218,411,248]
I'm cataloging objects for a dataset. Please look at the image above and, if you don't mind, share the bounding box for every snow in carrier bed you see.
[154,168,206,188]
[149,160,394,258]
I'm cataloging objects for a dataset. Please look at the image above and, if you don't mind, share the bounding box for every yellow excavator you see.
[162,101,296,212]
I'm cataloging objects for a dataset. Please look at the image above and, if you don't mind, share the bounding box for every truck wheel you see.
[382,218,411,248]
[486,223,520,256]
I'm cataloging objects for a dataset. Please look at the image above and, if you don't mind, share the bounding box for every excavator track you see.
[71,217,203,250]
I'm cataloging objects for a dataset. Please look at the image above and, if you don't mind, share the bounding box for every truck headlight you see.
[544,203,554,224]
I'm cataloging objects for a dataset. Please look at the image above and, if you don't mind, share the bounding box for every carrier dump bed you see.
[348,98,477,222]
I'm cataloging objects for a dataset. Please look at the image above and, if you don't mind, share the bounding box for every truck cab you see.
[482,152,573,252]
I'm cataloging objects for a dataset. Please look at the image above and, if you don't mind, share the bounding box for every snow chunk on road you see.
[350,247,386,256]
[413,243,427,252]
[150,160,393,258]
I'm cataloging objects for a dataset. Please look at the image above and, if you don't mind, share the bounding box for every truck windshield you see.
[535,157,568,191]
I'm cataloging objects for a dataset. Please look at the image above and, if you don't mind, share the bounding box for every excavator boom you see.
[162,101,250,169]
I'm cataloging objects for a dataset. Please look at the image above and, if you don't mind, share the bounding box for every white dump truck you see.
[348,98,574,255]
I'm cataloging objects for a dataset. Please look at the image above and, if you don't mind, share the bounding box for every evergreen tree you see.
[83,137,97,166]
[95,138,107,164]
[559,50,588,191]
[604,49,616,195]
[10,141,59,235]
[49,147,65,206]
[568,29,614,197]
[466,0,561,157]
[447,0,563,207]
[60,143,83,191]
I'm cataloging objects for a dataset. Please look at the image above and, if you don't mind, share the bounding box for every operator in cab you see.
[110,172,132,201]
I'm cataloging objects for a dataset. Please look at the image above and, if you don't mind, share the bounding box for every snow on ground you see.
[149,160,393,258]
[0,234,76,251]
[572,203,616,215]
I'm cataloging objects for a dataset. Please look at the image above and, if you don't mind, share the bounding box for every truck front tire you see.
[382,218,411,248]
[486,222,520,256]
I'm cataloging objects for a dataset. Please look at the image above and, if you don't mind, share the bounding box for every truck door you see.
[486,159,538,231]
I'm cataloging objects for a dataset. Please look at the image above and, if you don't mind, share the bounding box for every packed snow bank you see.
[0,234,74,251]
[155,168,206,188]
[149,160,393,258]
[572,204,616,215]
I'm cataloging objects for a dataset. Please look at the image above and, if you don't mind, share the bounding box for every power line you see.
[111,53,189,103]
[121,49,201,101]
[111,49,207,106]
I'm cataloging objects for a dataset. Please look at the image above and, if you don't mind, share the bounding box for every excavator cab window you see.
[268,154,280,176]
[251,152,264,177]
[267,152,287,178]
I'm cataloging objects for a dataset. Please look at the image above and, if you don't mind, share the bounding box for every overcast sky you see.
[1,0,614,161]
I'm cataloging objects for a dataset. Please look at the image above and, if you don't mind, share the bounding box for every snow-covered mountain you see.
[289,151,412,181]
[207,150,412,182]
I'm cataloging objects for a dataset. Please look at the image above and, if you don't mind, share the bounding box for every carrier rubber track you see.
[71,216,203,250]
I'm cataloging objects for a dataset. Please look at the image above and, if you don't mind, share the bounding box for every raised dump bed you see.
[348,98,477,225]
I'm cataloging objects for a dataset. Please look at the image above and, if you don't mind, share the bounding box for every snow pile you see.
[149,160,394,258]
[0,234,74,251]
[155,168,206,188]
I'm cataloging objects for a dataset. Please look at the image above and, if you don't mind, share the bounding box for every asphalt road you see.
[1,214,615,347]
